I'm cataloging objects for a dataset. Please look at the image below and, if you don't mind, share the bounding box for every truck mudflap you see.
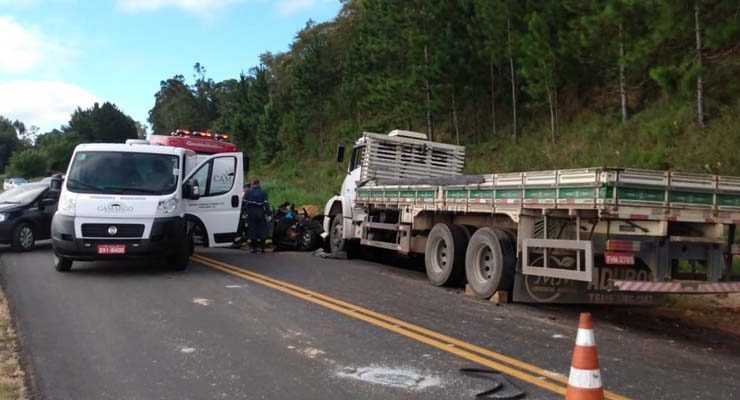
[512,265,663,305]
[611,280,740,294]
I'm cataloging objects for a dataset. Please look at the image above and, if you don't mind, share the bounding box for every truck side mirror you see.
[184,179,201,200]
[336,143,345,163]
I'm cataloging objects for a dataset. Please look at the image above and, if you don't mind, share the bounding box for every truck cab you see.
[51,141,244,272]
[323,130,439,253]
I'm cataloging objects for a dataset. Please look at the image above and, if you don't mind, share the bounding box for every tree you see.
[35,129,82,172]
[66,102,137,143]
[148,75,209,134]
[520,8,564,143]
[7,149,48,178]
[0,116,24,173]
[568,0,655,123]
[471,0,508,137]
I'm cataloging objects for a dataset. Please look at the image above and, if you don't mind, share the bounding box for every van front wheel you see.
[170,232,192,271]
[54,254,72,272]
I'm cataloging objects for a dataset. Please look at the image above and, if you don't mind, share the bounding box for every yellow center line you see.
[192,254,630,400]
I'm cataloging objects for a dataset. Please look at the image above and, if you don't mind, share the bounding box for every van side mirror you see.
[336,143,345,163]
[244,155,250,173]
[184,179,201,200]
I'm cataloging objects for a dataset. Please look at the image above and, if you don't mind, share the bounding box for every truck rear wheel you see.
[465,227,515,298]
[425,223,469,286]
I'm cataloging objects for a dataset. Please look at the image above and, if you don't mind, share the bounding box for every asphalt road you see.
[1,243,738,400]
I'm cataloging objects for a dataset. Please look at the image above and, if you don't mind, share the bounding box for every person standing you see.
[233,182,252,247]
[245,178,268,253]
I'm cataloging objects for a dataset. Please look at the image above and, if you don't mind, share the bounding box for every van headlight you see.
[0,214,6,223]
[157,197,178,214]
[59,193,76,215]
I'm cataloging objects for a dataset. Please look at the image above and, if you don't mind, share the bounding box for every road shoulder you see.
[0,276,28,399]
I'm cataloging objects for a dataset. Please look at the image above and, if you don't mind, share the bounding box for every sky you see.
[0,0,342,134]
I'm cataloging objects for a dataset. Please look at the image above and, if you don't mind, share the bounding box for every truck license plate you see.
[97,244,126,255]
[604,251,634,265]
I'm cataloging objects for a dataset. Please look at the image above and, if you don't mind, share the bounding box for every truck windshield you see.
[66,151,179,195]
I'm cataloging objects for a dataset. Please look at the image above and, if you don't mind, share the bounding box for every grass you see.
[0,288,26,400]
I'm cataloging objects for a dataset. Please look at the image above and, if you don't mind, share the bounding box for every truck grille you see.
[81,224,145,238]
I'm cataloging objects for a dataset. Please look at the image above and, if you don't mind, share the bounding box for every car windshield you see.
[0,184,45,204]
[13,178,27,184]
[66,151,180,195]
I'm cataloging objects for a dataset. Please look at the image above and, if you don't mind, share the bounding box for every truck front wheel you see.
[425,223,469,286]
[465,228,515,298]
[329,213,346,254]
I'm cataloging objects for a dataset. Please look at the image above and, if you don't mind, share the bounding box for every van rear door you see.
[184,152,244,247]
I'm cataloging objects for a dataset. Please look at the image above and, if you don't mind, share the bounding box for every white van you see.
[50,142,244,271]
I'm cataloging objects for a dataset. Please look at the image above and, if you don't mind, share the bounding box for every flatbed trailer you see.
[324,130,740,304]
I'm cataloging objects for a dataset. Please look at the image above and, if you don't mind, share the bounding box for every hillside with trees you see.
[3,0,739,205]
[144,0,740,204]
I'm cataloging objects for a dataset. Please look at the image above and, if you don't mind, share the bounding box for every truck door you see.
[184,152,244,247]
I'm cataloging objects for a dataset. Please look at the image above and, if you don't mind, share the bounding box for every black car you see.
[0,182,59,251]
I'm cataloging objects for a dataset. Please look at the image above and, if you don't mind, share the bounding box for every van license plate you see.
[97,244,126,255]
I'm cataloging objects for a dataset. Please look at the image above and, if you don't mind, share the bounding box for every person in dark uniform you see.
[245,178,268,253]
[233,182,252,246]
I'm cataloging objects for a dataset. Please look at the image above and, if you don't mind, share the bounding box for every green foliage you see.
[131,0,740,205]
[7,149,48,178]
[66,102,138,143]
[0,116,25,173]
[148,74,211,134]
[35,130,82,172]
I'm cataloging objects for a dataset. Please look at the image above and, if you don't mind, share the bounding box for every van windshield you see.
[66,151,179,195]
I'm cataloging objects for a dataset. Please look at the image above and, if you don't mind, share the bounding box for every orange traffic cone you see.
[565,313,604,400]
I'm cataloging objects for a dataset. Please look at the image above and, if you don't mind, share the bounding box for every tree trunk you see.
[452,91,460,145]
[695,2,705,128]
[318,101,324,149]
[424,44,434,141]
[619,21,628,122]
[547,86,556,144]
[507,18,518,143]
[554,86,559,140]
[490,59,497,137]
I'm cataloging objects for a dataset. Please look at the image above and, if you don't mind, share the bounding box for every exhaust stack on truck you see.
[323,130,740,304]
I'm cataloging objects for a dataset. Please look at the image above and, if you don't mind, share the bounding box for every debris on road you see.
[312,248,346,259]
[459,368,526,399]
[192,298,211,306]
[337,366,442,391]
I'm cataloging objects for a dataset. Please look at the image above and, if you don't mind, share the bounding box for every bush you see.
[7,149,49,178]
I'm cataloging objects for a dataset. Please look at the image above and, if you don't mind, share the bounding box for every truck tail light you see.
[606,240,641,252]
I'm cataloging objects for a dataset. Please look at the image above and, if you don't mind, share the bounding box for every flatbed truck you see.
[323,130,740,304]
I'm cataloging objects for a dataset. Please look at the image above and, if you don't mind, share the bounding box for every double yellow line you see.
[192,254,629,400]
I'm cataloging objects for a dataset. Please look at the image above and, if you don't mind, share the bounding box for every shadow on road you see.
[67,261,183,276]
